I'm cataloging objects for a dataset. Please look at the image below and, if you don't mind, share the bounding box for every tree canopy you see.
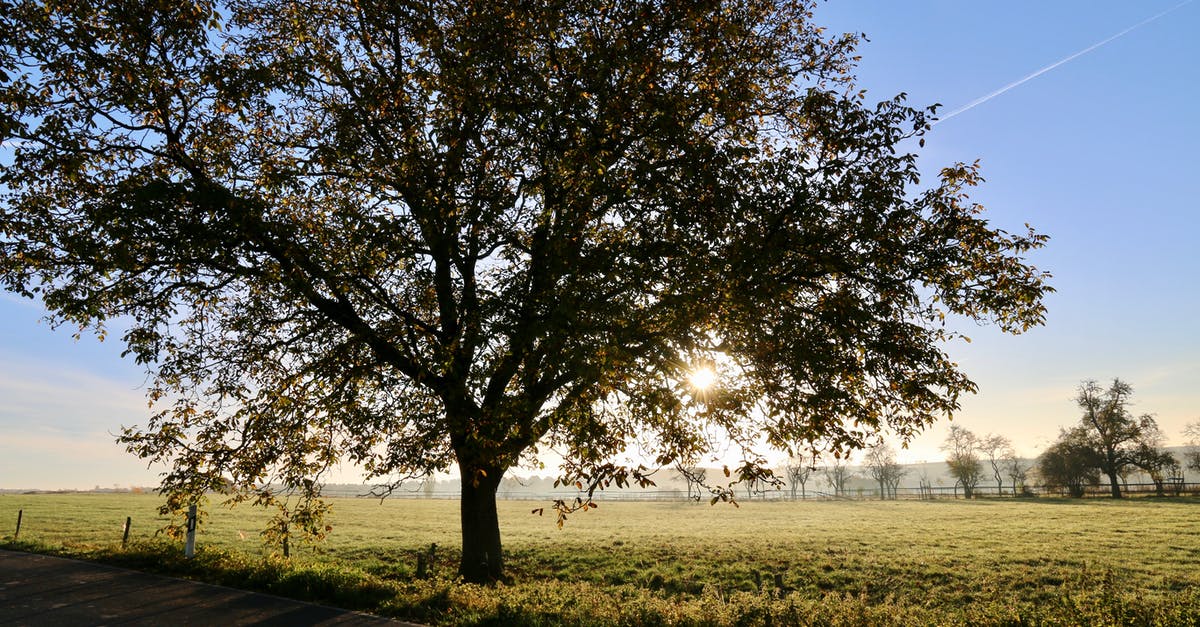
[1037,427,1101,498]
[1,0,1050,581]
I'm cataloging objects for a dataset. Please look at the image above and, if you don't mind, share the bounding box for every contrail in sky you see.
[936,0,1194,124]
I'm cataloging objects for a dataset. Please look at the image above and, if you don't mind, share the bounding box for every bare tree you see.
[886,465,907,499]
[863,443,907,500]
[679,466,707,502]
[1137,450,1180,497]
[978,434,1014,495]
[1003,453,1030,495]
[917,466,935,500]
[1184,420,1200,479]
[1132,422,1177,497]
[864,444,891,500]
[1116,463,1136,492]
[498,475,524,499]
[784,455,815,500]
[942,425,984,498]
[822,456,854,497]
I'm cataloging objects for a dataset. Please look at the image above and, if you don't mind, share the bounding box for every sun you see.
[687,365,717,391]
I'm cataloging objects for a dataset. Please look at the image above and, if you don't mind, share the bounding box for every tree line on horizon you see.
[262,376,1197,503]
[405,376,1200,501]
[769,378,1198,501]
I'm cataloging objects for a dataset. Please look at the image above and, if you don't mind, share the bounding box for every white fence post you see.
[184,504,197,558]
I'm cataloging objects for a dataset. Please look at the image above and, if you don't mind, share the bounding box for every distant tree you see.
[743,474,758,499]
[885,462,907,500]
[942,425,984,498]
[680,466,707,502]
[1183,421,1200,479]
[863,444,890,499]
[1002,451,1031,495]
[978,433,1015,495]
[1038,427,1102,497]
[784,455,815,500]
[863,443,907,500]
[422,476,436,499]
[1135,449,1179,497]
[1131,422,1177,496]
[1075,379,1159,498]
[822,457,854,497]
[917,465,935,500]
[1116,464,1135,492]
[498,476,525,499]
[0,0,1052,582]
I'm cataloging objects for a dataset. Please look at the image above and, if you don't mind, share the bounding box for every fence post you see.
[281,521,289,558]
[14,509,21,539]
[184,505,197,558]
[122,516,131,548]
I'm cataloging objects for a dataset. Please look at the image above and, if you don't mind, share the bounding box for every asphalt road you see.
[0,549,419,626]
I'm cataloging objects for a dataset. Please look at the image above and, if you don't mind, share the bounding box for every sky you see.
[2,1,1198,488]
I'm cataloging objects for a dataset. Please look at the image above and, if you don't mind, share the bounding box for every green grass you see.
[4,493,1200,625]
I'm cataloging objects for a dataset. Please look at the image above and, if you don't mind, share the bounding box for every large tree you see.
[0,0,1050,581]
[1074,379,1158,498]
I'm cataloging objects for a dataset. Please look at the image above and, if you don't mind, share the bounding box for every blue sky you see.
[2,1,1198,487]
[812,0,1200,462]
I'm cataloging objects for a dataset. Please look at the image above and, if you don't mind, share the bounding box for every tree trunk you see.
[1106,470,1122,498]
[458,462,505,583]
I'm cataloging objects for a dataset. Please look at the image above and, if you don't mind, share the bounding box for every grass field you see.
[3,493,1200,625]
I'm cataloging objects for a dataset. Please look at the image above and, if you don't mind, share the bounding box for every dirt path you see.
[0,549,420,626]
